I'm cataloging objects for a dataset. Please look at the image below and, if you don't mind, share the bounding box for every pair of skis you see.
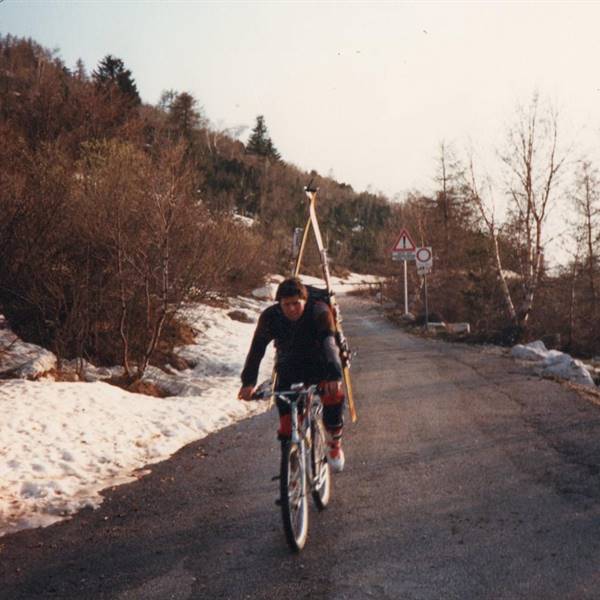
[293,186,357,423]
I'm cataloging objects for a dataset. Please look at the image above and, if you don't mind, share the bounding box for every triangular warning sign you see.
[391,228,416,252]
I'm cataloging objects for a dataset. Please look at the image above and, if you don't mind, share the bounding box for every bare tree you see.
[499,93,568,329]
[571,159,599,314]
[466,156,518,325]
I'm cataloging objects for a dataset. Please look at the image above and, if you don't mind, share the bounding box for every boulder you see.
[227,310,255,324]
[0,334,57,379]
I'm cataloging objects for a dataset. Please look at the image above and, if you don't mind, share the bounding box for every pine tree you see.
[167,92,203,140]
[246,115,280,160]
[74,58,87,80]
[92,55,141,105]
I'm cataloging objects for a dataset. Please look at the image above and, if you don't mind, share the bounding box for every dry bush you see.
[206,220,276,296]
[0,131,275,376]
[0,134,79,356]
[72,139,231,376]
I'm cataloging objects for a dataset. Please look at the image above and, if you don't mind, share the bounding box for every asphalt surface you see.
[2,296,600,599]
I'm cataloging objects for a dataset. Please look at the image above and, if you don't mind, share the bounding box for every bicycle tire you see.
[280,440,309,552]
[311,418,331,509]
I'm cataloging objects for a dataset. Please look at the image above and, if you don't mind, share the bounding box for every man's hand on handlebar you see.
[238,385,255,401]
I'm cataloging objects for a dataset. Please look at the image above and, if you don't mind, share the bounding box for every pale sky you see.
[2,0,600,202]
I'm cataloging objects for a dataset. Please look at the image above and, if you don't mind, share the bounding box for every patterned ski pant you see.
[276,381,344,440]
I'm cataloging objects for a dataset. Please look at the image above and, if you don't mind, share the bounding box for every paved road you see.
[2,296,600,599]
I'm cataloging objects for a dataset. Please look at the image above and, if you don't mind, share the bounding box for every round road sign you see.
[416,247,432,263]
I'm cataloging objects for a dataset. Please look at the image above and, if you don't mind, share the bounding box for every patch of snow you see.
[60,358,121,382]
[252,283,278,300]
[0,378,269,534]
[541,355,595,387]
[511,340,548,361]
[542,350,569,367]
[511,339,596,388]
[232,213,255,227]
[251,274,284,300]
[0,294,274,537]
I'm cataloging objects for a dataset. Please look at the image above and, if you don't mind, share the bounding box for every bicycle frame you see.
[276,385,317,467]
[274,383,331,551]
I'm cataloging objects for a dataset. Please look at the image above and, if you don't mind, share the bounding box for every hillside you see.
[1,34,599,363]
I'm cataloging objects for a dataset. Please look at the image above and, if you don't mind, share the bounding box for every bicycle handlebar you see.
[251,383,318,402]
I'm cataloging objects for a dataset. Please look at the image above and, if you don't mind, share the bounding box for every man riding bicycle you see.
[238,277,346,472]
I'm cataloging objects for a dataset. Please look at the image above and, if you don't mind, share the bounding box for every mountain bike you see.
[257,383,331,551]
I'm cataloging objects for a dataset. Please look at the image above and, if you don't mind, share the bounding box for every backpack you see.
[305,285,351,368]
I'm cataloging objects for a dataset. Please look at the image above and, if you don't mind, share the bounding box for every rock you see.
[0,346,57,379]
[227,310,255,324]
[168,354,194,371]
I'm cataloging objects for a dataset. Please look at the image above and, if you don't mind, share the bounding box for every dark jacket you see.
[241,299,343,389]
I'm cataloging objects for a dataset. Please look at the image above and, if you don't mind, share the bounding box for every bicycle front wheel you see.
[311,418,331,509]
[280,440,308,552]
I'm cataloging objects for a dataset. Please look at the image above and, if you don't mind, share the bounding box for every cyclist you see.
[238,277,346,472]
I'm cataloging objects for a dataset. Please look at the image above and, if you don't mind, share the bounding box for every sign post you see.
[403,261,408,314]
[390,229,416,315]
[415,247,433,329]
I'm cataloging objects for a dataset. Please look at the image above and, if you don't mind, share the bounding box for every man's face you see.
[280,295,306,322]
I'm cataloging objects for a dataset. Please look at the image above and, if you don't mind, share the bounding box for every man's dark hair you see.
[276,277,308,301]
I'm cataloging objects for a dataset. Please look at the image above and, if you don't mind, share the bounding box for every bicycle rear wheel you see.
[311,418,331,509]
[280,440,308,552]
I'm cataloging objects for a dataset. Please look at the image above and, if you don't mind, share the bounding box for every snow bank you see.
[511,341,596,387]
[542,353,595,387]
[511,340,549,361]
[0,379,267,535]
[0,295,274,537]
[144,298,274,396]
